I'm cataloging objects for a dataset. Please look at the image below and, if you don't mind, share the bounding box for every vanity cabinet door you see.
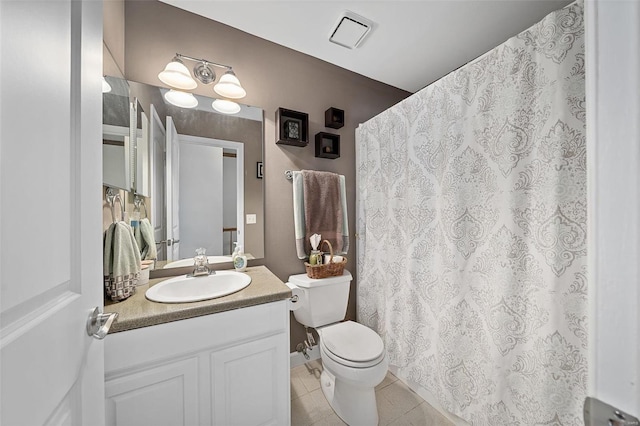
[105,357,200,426]
[211,333,290,426]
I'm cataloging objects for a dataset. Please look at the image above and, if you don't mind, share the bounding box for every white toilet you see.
[287,271,388,425]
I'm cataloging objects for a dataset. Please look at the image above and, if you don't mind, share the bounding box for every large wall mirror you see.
[103,76,264,274]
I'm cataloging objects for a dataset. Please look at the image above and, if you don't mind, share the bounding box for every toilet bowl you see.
[317,321,388,425]
[287,271,387,425]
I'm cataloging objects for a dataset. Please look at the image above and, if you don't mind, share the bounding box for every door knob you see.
[86,307,118,340]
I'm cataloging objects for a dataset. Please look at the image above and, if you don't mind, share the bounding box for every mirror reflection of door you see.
[102,76,132,191]
[150,105,167,261]
[222,152,238,255]
[179,142,224,258]
[174,134,244,260]
[134,99,150,196]
[102,124,130,190]
[166,117,180,261]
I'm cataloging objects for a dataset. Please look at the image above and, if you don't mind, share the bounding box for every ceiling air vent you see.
[329,11,373,49]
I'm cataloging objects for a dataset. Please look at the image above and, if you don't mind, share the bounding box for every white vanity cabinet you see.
[104,300,290,426]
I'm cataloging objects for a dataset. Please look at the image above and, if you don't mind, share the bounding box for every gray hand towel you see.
[104,221,142,301]
[302,170,343,255]
[293,171,349,258]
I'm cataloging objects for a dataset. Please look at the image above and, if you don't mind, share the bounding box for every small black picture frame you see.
[257,162,263,179]
[283,118,302,141]
[276,108,309,147]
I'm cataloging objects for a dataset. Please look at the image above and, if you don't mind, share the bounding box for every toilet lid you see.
[319,321,384,363]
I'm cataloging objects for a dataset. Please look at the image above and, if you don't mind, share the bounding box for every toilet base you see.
[320,369,380,425]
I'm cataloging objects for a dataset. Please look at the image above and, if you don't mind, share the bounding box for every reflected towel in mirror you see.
[135,218,158,260]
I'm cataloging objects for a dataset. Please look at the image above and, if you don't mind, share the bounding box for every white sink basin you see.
[145,271,251,303]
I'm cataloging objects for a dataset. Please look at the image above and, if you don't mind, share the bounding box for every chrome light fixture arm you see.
[173,53,234,86]
[174,53,232,72]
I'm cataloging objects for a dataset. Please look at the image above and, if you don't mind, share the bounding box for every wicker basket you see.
[304,240,347,279]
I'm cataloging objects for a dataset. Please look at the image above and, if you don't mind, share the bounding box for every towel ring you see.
[106,187,125,223]
[134,196,148,219]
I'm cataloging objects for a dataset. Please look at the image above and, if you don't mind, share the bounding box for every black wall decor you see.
[315,132,340,159]
[276,108,309,147]
[324,107,344,129]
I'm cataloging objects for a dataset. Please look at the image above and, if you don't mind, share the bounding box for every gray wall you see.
[121,0,410,351]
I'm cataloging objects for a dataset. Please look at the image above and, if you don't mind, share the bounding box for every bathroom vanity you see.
[103,266,291,426]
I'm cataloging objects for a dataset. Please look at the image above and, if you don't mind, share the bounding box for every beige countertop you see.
[104,266,291,333]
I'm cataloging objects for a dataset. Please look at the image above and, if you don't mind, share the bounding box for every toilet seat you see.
[318,321,385,368]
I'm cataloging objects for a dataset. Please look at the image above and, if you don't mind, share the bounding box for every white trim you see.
[102,123,129,140]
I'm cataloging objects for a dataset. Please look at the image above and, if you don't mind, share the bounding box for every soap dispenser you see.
[231,242,240,262]
[233,244,247,272]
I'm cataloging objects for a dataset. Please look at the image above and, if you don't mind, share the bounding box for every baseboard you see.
[289,347,321,368]
[388,365,470,426]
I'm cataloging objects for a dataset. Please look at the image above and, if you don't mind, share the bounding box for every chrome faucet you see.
[191,248,213,277]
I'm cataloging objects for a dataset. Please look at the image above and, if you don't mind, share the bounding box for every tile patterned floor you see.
[291,360,454,426]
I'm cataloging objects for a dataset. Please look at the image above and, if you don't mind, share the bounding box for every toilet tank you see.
[288,270,352,328]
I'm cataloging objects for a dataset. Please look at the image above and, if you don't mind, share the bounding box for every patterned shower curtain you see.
[356,2,586,425]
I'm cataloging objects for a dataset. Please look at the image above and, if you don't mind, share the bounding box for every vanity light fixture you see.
[158,53,246,113]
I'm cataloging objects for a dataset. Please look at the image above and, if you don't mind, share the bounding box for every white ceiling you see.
[160,0,572,93]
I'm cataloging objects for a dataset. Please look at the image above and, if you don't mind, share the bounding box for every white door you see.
[150,105,167,261]
[1,1,104,425]
[586,0,640,419]
[166,116,180,261]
